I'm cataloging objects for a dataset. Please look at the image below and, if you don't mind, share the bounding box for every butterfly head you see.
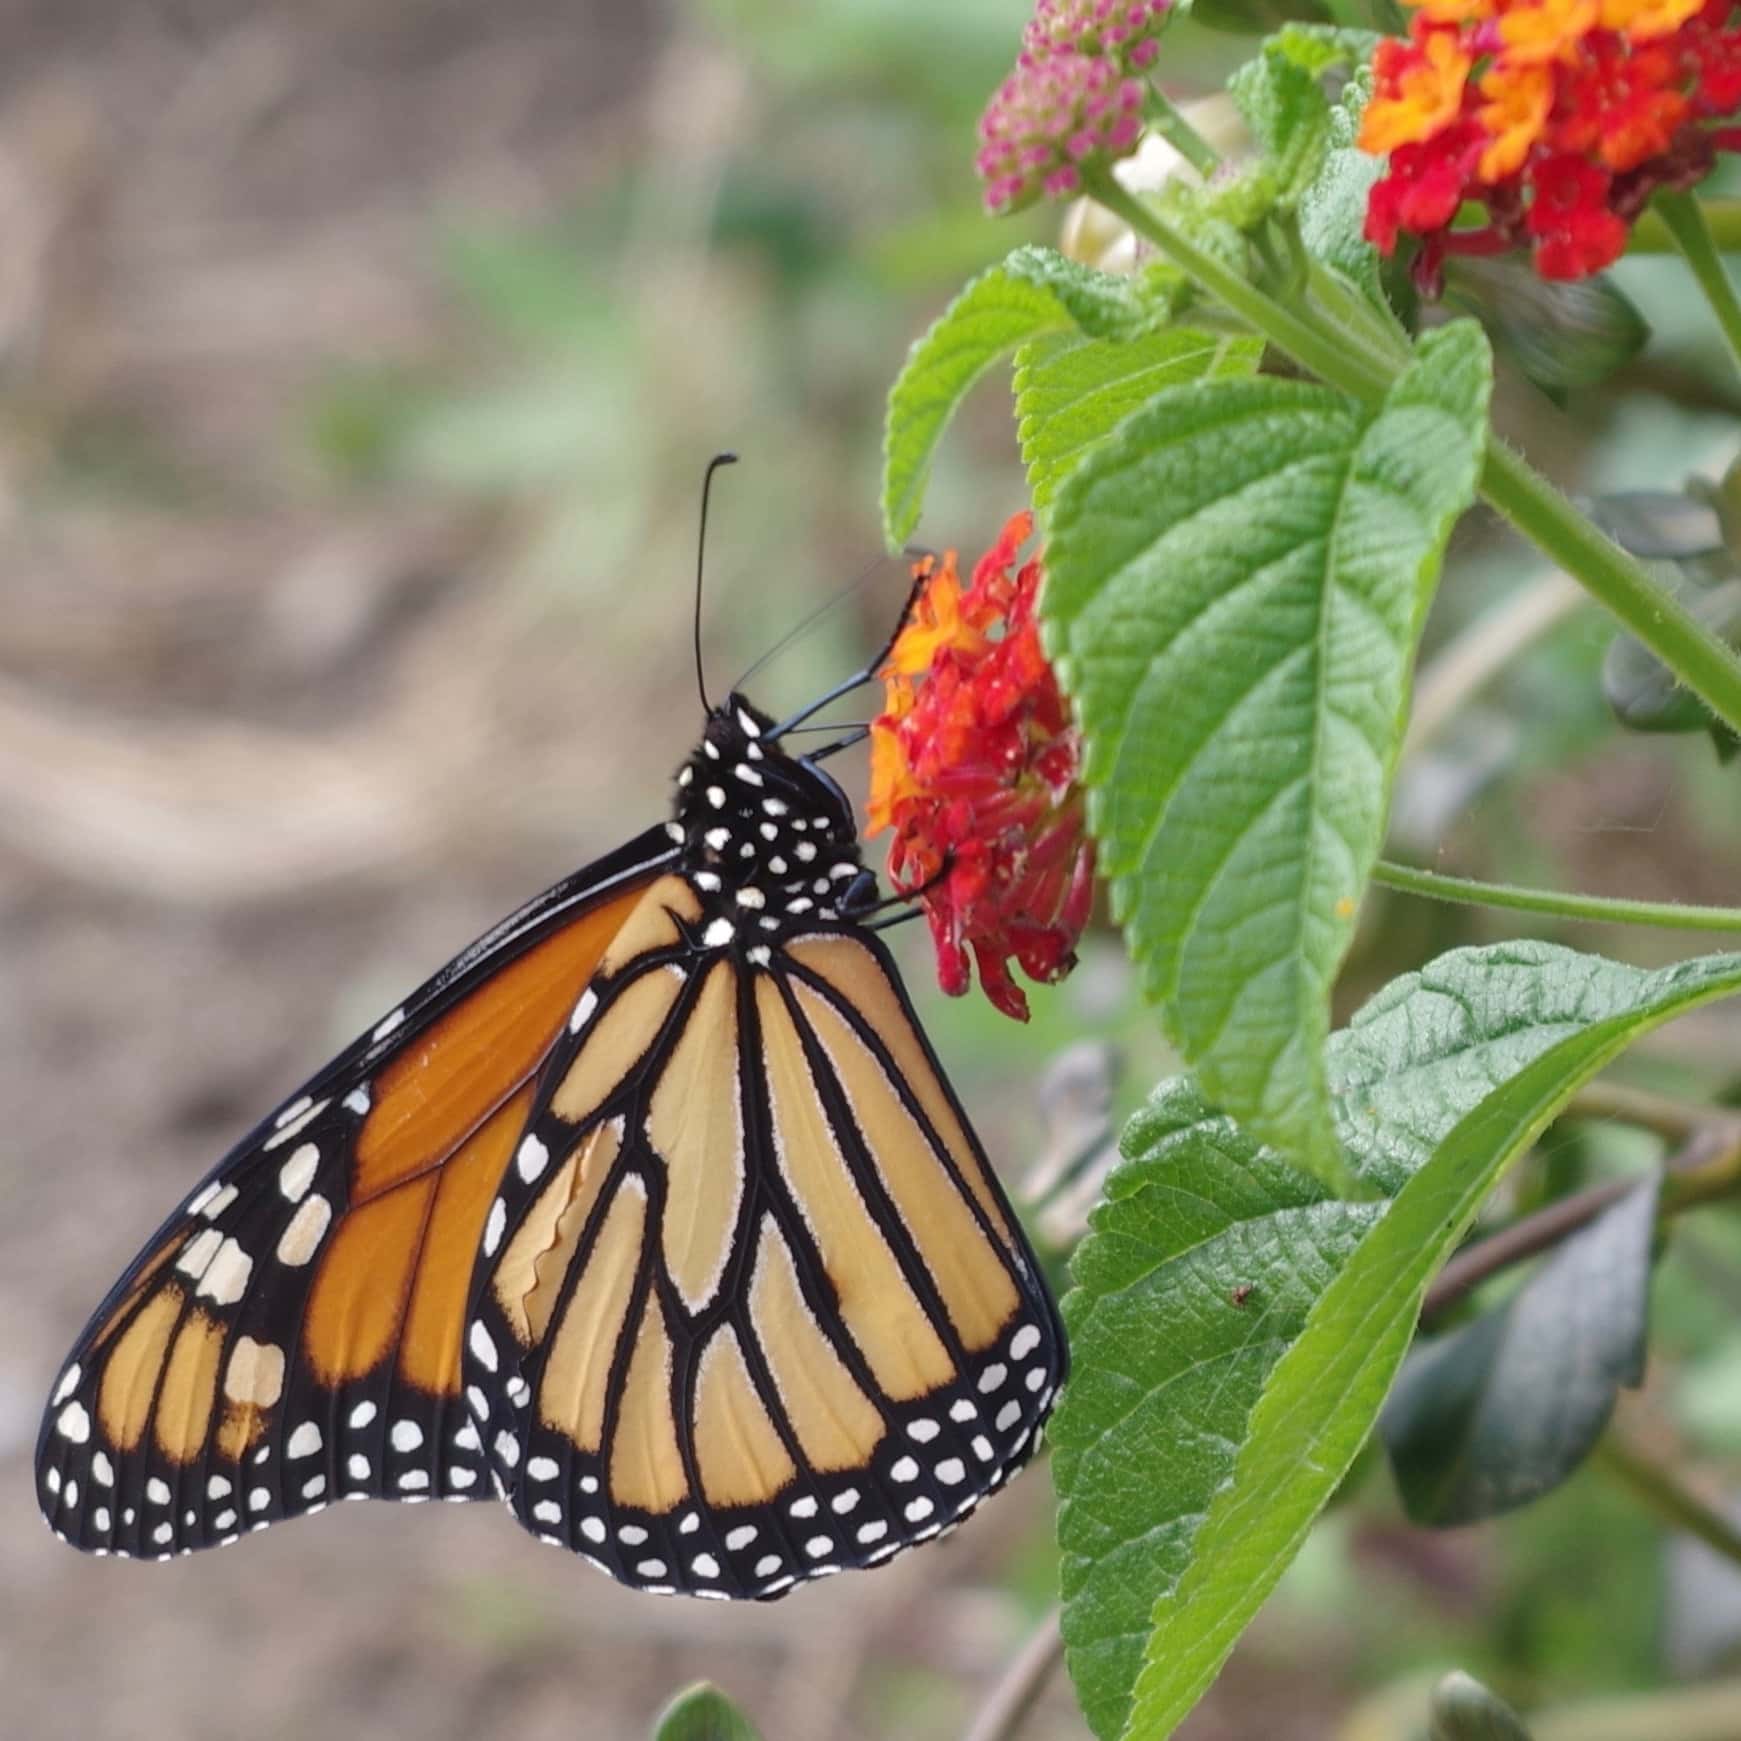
[671,694,867,917]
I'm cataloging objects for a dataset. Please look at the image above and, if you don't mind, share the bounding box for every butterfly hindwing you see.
[464,881,1065,1600]
[37,829,674,1559]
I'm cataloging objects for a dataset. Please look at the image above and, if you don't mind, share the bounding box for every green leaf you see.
[1229,51,1332,210]
[1052,1079,1384,1741]
[1429,1672,1537,1741]
[1381,1174,1659,1525]
[1230,28,1385,222]
[1297,67,1392,315]
[1015,329,1262,518]
[881,246,1150,547]
[653,1684,763,1741]
[1117,945,1741,1741]
[1043,323,1490,1190]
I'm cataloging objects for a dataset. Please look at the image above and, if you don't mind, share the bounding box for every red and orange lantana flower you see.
[1358,0,1741,285]
[867,514,1095,1023]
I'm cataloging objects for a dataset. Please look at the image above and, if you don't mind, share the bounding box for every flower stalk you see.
[1653,186,1741,369]
[1083,169,1741,737]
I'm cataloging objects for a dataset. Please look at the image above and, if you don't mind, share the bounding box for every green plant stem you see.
[1631,198,1741,254]
[1653,189,1741,377]
[1141,88,1221,179]
[1370,859,1741,933]
[1571,1079,1709,1143]
[1084,171,1741,736]
[1420,1109,1741,1322]
[1594,1428,1741,1570]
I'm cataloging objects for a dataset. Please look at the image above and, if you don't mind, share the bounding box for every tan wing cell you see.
[693,1323,796,1506]
[609,1293,688,1513]
[754,978,951,1400]
[749,1220,884,1470]
[790,980,1017,1351]
[788,937,1016,1253]
[648,961,743,1311]
[539,1170,644,1450]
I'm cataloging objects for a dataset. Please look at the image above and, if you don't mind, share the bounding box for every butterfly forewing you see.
[37,830,673,1558]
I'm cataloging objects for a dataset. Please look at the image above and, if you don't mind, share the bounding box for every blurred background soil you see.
[6,4,1741,1739]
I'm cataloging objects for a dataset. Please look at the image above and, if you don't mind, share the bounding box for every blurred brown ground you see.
[0,5,1085,1737]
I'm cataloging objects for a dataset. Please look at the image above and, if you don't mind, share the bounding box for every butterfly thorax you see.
[667,692,869,934]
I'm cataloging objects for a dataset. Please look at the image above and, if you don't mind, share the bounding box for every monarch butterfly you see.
[37,473,1067,1602]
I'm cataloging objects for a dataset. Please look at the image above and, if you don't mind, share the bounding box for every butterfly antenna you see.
[694,452,738,716]
[769,561,933,739]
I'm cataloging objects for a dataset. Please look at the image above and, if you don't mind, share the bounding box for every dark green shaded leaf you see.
[1381,1175,1659,1525]
[653,1683,763,1741]
[1043,323,1489,1190]
[1429,1671,1537,1741]
[1015,329,1262,517]
[881,247,1149,547]
[1446,258,1649,394]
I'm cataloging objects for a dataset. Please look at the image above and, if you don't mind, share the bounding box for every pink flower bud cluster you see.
[976,50,1147,214]
[1023,0,1173,71]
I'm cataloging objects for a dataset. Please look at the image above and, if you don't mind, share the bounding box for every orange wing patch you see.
[355,884,647,1201]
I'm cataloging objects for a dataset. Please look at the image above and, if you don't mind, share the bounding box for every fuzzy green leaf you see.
[1051,1079,1383,1741]
[1053,942,1741,1739]
[1043,323,1490,1189]
[882,246,1150,547]
[1117,946,1741,1741]
[1297,67,1392,314]
[1015,329,1262,518]
[653,1684,763,1741]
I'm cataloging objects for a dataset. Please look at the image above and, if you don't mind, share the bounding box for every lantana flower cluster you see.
[1359,0,1741,285]
[977,1,1173,214]
[867,513,1095,1022]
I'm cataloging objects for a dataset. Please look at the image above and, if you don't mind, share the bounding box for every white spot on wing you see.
[288,1422,322,1459]
[276,1194,332,1266]
[278,1143,319,1202]
[702,917,735,947]
[51,1365,81,1405]
[569,989,597,1035]
[175,1227,223,1281]
[517,1135,549,1183]
[469,1321,498,1373]
[263,1099,328,1150]
[348,1401,377,1430]
[482,1198,507,1257]
[344,1086,372,1116]
[390,1420,424,1453]
[195,1237,253,1306]
[372,1008,406,1042]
